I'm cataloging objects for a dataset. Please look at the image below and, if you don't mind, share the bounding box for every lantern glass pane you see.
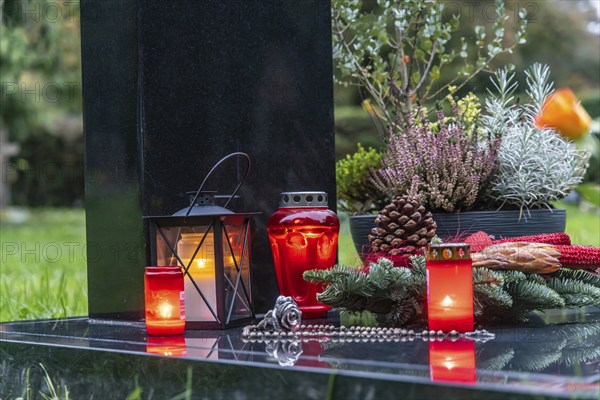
[223,219,252,321]
[155,226,179,266]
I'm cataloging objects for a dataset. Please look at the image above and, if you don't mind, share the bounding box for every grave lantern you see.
[267,192,339,318]
[425,243,474,333]
[144,266,186,335]
[144,153,257,329]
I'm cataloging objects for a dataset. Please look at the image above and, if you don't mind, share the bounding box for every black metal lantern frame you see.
[144,153,257,330]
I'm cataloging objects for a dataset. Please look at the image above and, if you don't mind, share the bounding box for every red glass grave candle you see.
[146,335,187,357]
[429,339,476,383]
[426,244,474,332]
[144,266,186,335]
[268,192,339,318]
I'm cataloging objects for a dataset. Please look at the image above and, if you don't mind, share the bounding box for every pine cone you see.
[472,242,561,274]
[368,196,437,255]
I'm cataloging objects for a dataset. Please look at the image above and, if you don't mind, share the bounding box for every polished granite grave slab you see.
[1,308,599,399]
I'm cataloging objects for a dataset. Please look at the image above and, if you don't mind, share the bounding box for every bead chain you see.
[242,324,495,343]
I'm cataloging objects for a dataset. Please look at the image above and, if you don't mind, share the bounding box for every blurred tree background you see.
[1,0,83,207]
[0,0,599,207]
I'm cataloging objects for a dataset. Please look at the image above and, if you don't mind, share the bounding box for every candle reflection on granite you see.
[429,339,476,383]
[146,335,187,357]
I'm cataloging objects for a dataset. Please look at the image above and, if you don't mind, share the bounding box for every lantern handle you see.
[186,152,251,216]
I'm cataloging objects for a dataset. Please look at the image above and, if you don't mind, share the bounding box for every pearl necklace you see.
[243,324,495,343]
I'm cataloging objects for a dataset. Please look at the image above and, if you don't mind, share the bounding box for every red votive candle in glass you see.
[144,266,185,335]
[426,243,474,332]
[268,192,339,318]
[429,339,476,383]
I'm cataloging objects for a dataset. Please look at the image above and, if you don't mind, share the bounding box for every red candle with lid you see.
[426,243,474,332]
[267,192,339,318]
[144,266,186,335]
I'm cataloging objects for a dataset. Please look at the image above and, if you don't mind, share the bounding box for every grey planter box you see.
[349,209,567,253]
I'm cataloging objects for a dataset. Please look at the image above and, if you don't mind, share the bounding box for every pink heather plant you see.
[373,107,500,213]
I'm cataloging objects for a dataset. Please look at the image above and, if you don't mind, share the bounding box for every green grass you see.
[0,204,598,322]
[0,208,88,321]
[559,202,600,247]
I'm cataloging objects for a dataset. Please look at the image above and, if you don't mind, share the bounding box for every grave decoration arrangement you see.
[143,154,343,335]
[327,0,598,329]
[304,215,600,327]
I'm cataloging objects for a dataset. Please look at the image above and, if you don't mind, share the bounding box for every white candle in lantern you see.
[177,232,218,321]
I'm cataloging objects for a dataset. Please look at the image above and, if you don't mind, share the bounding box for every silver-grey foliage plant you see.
[486,64,590,213]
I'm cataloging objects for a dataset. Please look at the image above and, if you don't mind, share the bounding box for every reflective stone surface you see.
[2,308,599,399]
[81,0,335,319]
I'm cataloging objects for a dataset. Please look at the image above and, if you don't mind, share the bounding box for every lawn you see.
[0,208,88,321]
[1,204,599,321]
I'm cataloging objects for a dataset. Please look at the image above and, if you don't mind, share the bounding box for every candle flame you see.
[441,295,454,307]
[443,356,455,370]
[158,302,173,319]
[196,259,207,269]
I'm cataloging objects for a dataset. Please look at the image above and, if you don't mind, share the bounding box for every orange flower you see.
[535,88,592,141]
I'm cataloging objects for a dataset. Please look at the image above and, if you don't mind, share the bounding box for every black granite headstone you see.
[81,0,335,319]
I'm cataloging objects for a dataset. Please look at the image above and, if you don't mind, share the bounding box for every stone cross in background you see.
[0,129,20,208]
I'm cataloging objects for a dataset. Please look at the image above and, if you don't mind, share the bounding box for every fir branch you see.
[303,264,365,287]
[546,278,600,306]
[317,283,368,310]
[376,290,418,326]
[409,255,426,278]
[473,268,505,286]
[506,280,565,309]
[495,270,527,284]
[561,294,600,308]
[551,269,600,288]
[526,273,547,285]
[474,283,513,310]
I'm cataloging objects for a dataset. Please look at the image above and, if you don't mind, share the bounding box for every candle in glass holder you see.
[429,339,476,383]
[426,243,474,332]
[144,266,185,335]
[267,192,339,318]
[178,232,217,321]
